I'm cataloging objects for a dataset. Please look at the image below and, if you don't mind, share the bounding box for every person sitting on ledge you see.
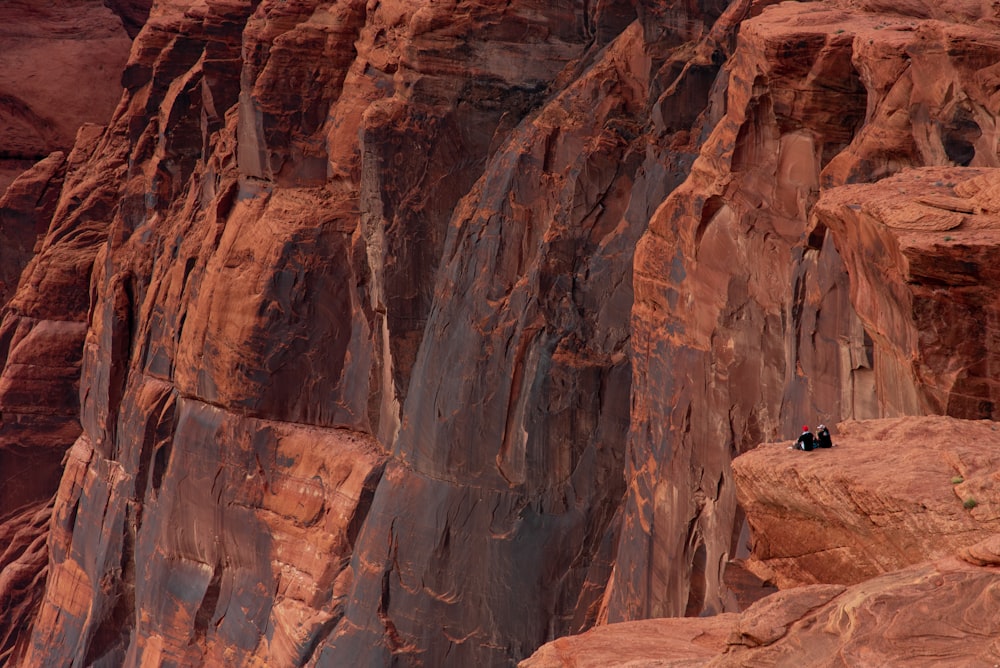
[791,425,815,451]
[816,424,834,448]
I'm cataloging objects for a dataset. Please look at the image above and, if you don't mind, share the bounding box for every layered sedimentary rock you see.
[0,10,149,651]
[815,168,1000,417]
[711,539,1000,667]
[0,121,128,664]
[614,0,1000,624]
[6,0,655,664]
[3,0,1000,666]
[520,614,738,667]
[527,537,1000,668]
[317,21,650,663]
[0,154,66,320]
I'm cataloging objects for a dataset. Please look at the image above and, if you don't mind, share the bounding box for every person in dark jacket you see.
[816,424,833,448]
[794,425,815,451]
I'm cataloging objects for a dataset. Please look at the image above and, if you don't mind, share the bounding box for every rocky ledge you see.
[735,416,1000,588]
[524,416,1000,666]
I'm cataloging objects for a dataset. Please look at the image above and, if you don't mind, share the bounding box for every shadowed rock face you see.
[0,8,148,648]
[2,0,1000,666]
[0,2,145,192]
[0,121,130,664]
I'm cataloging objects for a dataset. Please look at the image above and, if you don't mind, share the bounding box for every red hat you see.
[802,425,809,431]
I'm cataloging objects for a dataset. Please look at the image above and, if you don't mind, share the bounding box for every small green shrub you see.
[951,476,964,484]
[963,498,978,510]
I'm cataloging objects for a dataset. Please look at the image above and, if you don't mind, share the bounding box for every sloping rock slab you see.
[710,538,1000,667]
[519,615,738,668]
[522,534,1000,667]
[733,416,1000,588]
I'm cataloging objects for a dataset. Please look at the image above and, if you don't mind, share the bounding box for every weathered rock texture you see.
[0,17,149,647]
[734,416,1000,588]
[711,539,1000,667]
[0,2,145,193]
[0,120,128,664]
[523,417,1000,666]
[614,0,1000,625]
[815,168,1000,418]
[3,0,1000,665]
[520,614,738,668]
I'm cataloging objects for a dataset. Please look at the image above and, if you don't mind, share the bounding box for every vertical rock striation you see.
[611,0,1000,624]
[3,0,1000,665]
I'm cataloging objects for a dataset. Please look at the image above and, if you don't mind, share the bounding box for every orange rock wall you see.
[612,0,1000,625]
[1,0,999,665]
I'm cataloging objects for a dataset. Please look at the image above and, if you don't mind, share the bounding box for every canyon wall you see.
[1,0,999,665]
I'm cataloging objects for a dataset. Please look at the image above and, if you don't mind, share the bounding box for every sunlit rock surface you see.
[735,416,1000,588]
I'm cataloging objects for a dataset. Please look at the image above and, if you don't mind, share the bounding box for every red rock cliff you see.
[2,0,999,665]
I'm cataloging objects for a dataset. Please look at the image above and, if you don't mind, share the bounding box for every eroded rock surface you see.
[815,168,1000,418]
[524,540,1000,667]
[0,1,144,192]
[710,540,1000,667]
[734,416,1000,588]
[3,0,1000,665]
[523,417,1000,667]
[520,614,738,668]
[614,0,1000,624]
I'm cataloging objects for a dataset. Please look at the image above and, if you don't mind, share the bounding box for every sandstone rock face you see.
[0,2,143,193]
[4,0,1000,666]
[520,614,738,668]
[0,122,129,666]
[0,153,66,307]
[0,15,148,647]
[0,501,51,664]
[613,0,1000,624]
[5,0,655,664]
[815,168,1000,418]
[712,542,1000,667]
